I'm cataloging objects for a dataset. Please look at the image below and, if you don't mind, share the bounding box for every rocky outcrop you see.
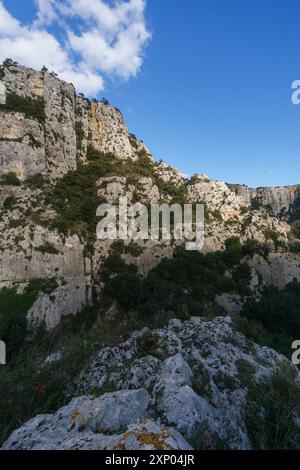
[188,174,245,221]
[0,194,91,329]
[1,416,191,451]
[89,101,151,161]
[3,316,299,450]
[154,162,185,188]
[248,252,300,289]
[229,183,300,219]
[0,113,46,179]
[78,316,300,449]
[43,73,77,178]
[1,388,191,450]
[0,64,150,181]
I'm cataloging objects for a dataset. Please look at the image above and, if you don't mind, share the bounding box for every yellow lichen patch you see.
[118,425,176,450]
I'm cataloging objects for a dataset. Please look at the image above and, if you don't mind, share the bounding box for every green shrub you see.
[3,196,17,210]
[192,363,213,400]
[291,221,300,240]
[224,237,242,266]
[236,358,255,387]
[211,210,223,221]
[239,280,300,356]
[75,122,85,151]
[102,244,249,320]
[26,278,58,295]
[34,242,59,255]
[264,229,279,243]
[245,363,300,449]
[110,240,125,255]
[91,382,117,398]
[243,280,300,338]
[251,197,262,210]
[241,239,269,258]
[25,173,45,189]
[135,333,166,359]
[0,92,45,123]
[124,242,144,257]
[1,173,21,186]
[103,254,142,309]
[214,370,237,392]
[0,287,37,360]
[86,145,103,161]
[232,263,251,295]
[27,134,42,149]
[159,181,187,203]
[45,150,133,236]
[233,316,270,345]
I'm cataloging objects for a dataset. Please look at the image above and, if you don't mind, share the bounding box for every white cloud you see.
[33,0,57,26]
[0,0,151,96]
[0,3,22,35]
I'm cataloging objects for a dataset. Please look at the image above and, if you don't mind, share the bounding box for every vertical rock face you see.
[187,174,245,220]
[75,96,91,164]
[88,101,151,160]
[0,63,154,328]
[0,113,46,179]
[0,64,150,181]
[0,66,47,180]
[43,73,77,178]
[227,184,252,206]
[229,183,300,219]
[2,65,44,98]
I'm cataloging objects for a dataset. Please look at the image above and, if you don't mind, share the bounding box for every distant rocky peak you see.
[228,183,300,220]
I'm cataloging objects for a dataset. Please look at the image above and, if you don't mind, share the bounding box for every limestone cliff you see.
[228,183,300,220]
[0,63,299,329]
[0,63,150,181]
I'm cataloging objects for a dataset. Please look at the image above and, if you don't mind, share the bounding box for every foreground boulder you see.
[2,316,300,450]
[2,416,191,451]
[1,389,191,450]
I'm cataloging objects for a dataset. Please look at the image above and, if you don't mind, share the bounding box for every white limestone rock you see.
[89,101,152,161]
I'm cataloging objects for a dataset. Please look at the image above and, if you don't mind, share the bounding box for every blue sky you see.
[1,0,300,188]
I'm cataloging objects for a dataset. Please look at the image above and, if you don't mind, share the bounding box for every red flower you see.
[35,384,47,396]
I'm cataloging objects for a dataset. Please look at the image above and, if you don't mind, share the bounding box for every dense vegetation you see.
[44,150,118,236]
[44,148,188,238]
[0,305,100,445]
[0,279,58,362]
[245,363,300,449]
[291,220,300,239]
[102,241,252,318]
[0,300,173,446]
[0,287,36,361]
[236,279,300,356]
[0,172,21,186]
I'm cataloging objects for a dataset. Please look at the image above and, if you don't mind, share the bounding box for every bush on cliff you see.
[0,287,37,360]
[237,279,300,356]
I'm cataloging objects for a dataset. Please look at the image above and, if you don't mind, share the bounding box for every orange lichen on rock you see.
[118,425,176,450]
